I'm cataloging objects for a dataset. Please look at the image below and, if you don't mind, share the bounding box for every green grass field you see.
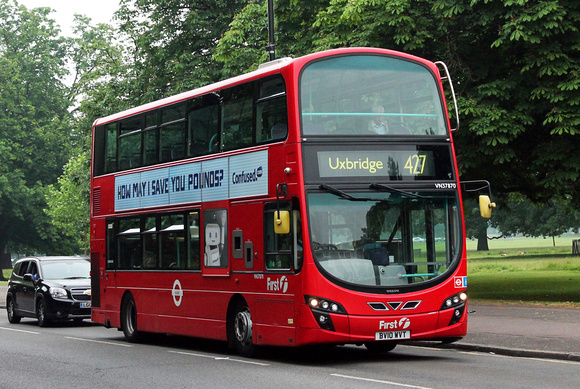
[466,235,580,307]
[466,234,580,251]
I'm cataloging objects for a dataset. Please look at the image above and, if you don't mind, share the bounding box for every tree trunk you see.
[476,226,489,251]
[0,237,12,280]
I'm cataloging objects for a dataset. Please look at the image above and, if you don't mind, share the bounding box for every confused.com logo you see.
[231,166,263,185]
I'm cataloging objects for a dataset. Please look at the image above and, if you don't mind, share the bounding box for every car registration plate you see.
[80,302,91,308]
[375,330,411,340]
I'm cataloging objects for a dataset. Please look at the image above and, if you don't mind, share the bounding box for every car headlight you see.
[50,287,68,299]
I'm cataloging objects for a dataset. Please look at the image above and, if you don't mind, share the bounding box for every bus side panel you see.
[254,299,296,346]
[229,202,264,273]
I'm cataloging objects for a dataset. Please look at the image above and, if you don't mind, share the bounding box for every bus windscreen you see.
[300,55,447,137]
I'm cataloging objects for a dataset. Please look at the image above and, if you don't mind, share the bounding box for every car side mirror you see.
[23,273,34,282]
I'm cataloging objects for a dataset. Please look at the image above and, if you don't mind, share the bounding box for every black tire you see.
[6,298,21,324]
[232,301,257,358]
[121,294,141,343]
[36,299,51,327]
[364,341,397,353]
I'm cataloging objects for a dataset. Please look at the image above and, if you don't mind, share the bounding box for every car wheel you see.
[364,341,397,353]
[232,301,257,357]
[36,299,51,327]
[121,294,141,343]
[6,298,21,324]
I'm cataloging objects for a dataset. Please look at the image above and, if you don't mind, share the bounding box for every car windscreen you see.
[40,260,90,280]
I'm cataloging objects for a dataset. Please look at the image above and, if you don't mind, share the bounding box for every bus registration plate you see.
[375,330,411,341]
[80,302,91,308]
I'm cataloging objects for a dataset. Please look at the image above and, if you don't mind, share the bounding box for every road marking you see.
[168,350,270,366]
[331,374,432,389]
[65,337,133,347]
[458,350,580,365]
[0,326,40,335]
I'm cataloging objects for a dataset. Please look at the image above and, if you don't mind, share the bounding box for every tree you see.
[463,198,492,251]
[115,0,250,102]
[215,0,329,75]
[43,15,133,255]
[490,194,579,246]
[45,153,91,253]
[0,1,76,269]
[216,1,580,207]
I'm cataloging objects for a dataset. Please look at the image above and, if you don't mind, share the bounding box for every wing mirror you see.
[479,195,496,219]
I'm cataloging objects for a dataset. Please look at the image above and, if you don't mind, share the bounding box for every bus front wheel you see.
[364,341,397,353]
[121,294,141,343]
[232,302,257,357]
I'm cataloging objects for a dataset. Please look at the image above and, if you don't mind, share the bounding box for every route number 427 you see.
[404,154,427,175]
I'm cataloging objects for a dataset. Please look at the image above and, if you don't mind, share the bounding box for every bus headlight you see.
[305,296,347,331]
[441,292,467,326]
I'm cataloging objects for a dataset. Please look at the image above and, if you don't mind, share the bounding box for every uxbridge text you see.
[327,157,384,174]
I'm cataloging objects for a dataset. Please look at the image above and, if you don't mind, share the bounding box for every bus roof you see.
[92,57,295,127]
[92,47,434,128]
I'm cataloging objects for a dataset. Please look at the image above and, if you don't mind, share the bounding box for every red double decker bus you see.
[90,47,474,356]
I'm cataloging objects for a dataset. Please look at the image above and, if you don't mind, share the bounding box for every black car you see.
[6,256,91,326]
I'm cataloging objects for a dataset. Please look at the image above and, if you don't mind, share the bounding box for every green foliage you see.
[490,194,580,241]
[115,0,249,101]
[45,153,91,253]
[214,2,269,76]
[2,0,579,260]
[214,0,330,75]
[0,1,76,255]
[217,0,580,205]
[445,1,580,204]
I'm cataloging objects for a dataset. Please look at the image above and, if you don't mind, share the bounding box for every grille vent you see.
[387,302,403,310]
[92,187,101,215]
[367,300,423,311]
[401,301,422,310]
[367,302,389,311]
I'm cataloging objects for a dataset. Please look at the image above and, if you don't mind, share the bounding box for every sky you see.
[17,0,122,36]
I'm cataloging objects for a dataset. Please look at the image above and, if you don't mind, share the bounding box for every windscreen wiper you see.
[369,183,429,199]
[319,184,381,202]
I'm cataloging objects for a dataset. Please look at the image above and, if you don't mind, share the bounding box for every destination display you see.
[317,150,435,178]
[303,144,454,183]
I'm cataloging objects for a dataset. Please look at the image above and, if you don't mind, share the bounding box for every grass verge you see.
[467,247,580,307]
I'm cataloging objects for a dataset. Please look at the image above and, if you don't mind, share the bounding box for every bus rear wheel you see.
[121,294,141,343]
[232,302,257,357]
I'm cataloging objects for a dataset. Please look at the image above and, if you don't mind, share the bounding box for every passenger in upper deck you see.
[368,105,389,134]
